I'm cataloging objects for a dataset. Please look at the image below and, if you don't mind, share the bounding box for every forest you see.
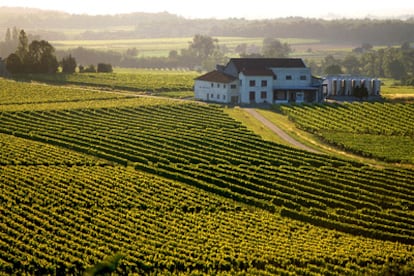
[1,8,414,83]
[0,7,413,44]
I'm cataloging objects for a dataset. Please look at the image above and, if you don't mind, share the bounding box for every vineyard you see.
[1,79,414,274]
[13,69,197,95]
[279,102,414,164]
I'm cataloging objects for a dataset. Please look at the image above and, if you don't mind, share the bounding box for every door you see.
[249,91,255,103]
[296,92,304,103]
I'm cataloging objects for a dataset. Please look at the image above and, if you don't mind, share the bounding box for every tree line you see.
[2,28,413,83]
[1,8,413,45]
[3,29,113,74]
[307,42,414,84]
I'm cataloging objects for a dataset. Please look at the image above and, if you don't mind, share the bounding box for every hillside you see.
[0,7,413,44]
[0,78,414,274]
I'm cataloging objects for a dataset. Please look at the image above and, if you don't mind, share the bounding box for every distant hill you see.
[0,7,414,44]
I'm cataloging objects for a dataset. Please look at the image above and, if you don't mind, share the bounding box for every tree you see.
[12,27,19,41]
[324,64,343,75]
[188,34,218,60]
[168,50,178,59]
[97,63,113,73]
[16,30,29,61]
[80,64,97,73]
[26,40,58,73]
[125,47,138,57]
[5,53,23,74]
[61,54,77,73]
[342,54,360,74]
[383,48,406,80]
[262,38,292,58]
[322,55,343,75]
[5,28,11,42]
[385,59,406,80]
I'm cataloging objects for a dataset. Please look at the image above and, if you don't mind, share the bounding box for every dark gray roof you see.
[228,58,306,72]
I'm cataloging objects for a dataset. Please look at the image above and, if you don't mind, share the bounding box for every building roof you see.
[241,68,275,77]
[195,70,237,83]
[228,58,306,72]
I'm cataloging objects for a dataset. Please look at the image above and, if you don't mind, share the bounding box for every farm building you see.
[194,58,324,104]
[322,75,381,99]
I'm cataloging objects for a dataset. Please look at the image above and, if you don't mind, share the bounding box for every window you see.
[261,91,267,99]
[249,91,255,101]
[211,83,214,87]
[217,83,220,88]
[286,75,292,80]
[261,80,267,87]
[211,94,214,98]
[275,90,287,100]
[231,84,237,89]
[223,84,226,89]
[249,80,256,87]
[223,95,226,100]
[300,75,307,80]
[217,94,220,99]
[273,75,277,80]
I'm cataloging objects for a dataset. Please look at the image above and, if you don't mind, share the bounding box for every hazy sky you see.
[1,0,413,19]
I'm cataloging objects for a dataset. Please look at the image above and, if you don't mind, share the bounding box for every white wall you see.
[272,68,312,88]
[239,73,273,104]
[194,80,239,103]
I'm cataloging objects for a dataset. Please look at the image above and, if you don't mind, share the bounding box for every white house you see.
[194,58,323,104]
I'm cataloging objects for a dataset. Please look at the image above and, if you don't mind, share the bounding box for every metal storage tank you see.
[341,79,346,96]
[332,79,338,96]
[346,79,352,96]
[373,79,381,95]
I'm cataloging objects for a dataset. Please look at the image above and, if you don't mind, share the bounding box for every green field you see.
[51,37,320,57]
[0,78,414,275]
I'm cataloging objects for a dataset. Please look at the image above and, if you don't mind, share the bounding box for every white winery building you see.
[194,58,324,104]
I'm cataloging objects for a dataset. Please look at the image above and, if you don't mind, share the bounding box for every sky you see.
[1,0,413,19]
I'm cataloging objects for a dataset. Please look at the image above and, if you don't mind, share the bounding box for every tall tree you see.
[383,48,406,80]
[61,54,77,74]
[5,53,23,74]
[342,54,360,74]
[16,30,29,61]
[12,27,19,41]
[26,40,58,73]
[188,34,218,60]
[262,38,292,58]
[5,28,11,42]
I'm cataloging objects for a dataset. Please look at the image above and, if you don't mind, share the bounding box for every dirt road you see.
[244,108,320,154]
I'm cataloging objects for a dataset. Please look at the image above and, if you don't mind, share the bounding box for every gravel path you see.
[244,108,320,154]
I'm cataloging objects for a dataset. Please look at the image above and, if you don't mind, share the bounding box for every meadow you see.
[0,77,414,275]
[51,37,320,57]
